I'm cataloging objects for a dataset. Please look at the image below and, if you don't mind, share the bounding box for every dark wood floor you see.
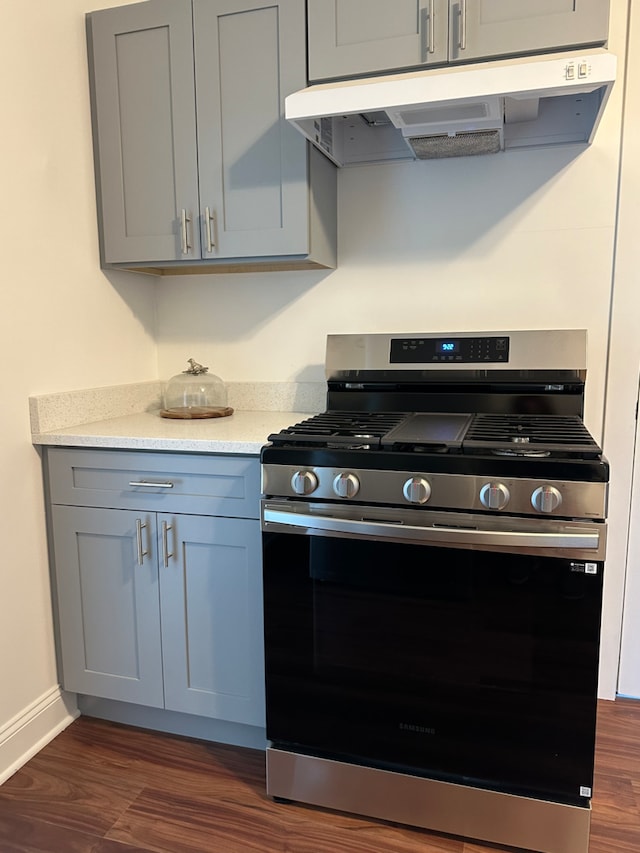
[0,698,638,852]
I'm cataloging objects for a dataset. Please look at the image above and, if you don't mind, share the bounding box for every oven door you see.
[261,500,606,807]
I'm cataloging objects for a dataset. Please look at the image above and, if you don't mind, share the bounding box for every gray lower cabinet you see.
[87,0,336,274]
[45,448,264,728]
[51,505,165,708]
[307,0,610,82]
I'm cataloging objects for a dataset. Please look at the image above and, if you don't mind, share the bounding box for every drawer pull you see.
[135,518,149,566]
[129,481,174,489]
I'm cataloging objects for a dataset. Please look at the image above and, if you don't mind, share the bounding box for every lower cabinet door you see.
[159,513,264,726]
[51,506,164,707]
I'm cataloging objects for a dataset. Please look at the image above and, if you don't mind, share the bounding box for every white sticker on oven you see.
[580,786,592,798]
[570,562,598,575]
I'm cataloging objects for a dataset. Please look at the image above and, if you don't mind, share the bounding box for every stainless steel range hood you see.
[285,50,616,166]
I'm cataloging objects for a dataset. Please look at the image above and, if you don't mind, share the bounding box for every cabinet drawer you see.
[46,448,260,519]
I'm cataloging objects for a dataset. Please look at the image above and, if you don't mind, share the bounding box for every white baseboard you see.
[0,686,79,785]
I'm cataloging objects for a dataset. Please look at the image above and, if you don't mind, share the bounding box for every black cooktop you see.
[267,411,602,459]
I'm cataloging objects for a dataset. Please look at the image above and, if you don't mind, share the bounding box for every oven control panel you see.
[263,464,607,520]
[390,336,510,364]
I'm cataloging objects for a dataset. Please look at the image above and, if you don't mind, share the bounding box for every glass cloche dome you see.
[160,359,232,419]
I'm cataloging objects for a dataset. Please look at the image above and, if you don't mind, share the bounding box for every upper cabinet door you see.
[87,0,201,264]
[307,0,448,81]
[193,0,310,259]
[449,0,609,64]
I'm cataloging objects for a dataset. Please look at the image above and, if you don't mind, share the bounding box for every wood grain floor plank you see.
[43,716,267,806]
[590,777,640,852]
[282,820,463,853]
[0,749,145,837]
[0,811,154,853]
[107,787,287,853]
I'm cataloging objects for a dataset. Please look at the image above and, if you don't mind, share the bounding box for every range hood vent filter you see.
[408,130,502,160]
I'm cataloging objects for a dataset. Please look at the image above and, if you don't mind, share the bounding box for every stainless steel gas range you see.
[260,330,608,853]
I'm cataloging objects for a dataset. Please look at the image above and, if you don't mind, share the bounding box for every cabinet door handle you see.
[204,206,215,253]
[427,0,435,55]
[136,518,149,566]
[180,209,192,255]
[458,0,467,51]
[162,520,174,568]
[128,481,174,489]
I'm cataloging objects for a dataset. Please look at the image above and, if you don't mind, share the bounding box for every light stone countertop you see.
[29,380,323,456]
[30,409,307,455]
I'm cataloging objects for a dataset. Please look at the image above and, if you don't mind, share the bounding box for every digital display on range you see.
[389,336,510,364]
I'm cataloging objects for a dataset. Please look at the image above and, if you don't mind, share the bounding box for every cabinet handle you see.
[204,206,215,253]
[180,209,192,255]
[458,0,467,51]
[136,518,149,566]
[162,520,174,568]
[128,481,174,489]
[427,0,435,55]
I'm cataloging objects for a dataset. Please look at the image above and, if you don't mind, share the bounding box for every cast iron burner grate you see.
[463,414,602,458]
[267,411,407,448]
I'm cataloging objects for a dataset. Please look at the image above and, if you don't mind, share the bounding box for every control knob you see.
[403,477,431,505]
[291,470,318,496]
[480,482,510,510]
[531,485,563,513]
[333,472,360,499]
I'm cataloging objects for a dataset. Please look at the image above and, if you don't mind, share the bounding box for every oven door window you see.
[262,531,603,806]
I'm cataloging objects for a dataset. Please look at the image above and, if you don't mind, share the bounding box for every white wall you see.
[0,0,158,779]
[607,0,640,697]
[156,6,629,698]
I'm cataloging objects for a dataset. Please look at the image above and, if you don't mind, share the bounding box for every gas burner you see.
[462,414,602,459]
[491,434,551,457]
[267,411,407,449]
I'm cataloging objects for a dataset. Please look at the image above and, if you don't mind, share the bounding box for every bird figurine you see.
[183,358,209,375]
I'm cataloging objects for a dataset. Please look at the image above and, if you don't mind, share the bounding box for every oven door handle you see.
[262,507,602,551]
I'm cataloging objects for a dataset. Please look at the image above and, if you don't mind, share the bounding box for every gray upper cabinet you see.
[307,0,610,82]
[87,0,336,274]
